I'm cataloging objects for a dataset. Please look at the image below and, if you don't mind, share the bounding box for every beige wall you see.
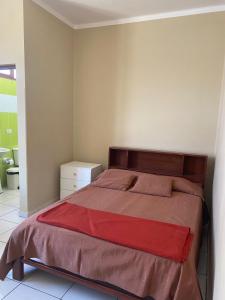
[1,3,225,295]
[73,12,225,201]
[0,0,28,213]
[23,0,74,214]
[212,58,225,300]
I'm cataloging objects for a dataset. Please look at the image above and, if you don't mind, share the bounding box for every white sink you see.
[0,147,10,158]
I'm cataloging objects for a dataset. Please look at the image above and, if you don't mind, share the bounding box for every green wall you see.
[0,77,18,187]
[0,77,16,96]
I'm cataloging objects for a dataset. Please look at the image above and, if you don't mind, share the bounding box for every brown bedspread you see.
[0,185,203,300]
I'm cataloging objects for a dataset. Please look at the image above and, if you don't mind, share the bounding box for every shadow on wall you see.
[205,156,215,210]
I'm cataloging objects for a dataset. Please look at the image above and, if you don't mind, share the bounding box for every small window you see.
[0,66,16,80]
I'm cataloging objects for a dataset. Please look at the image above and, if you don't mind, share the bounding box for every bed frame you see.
[108,147,207,186]
[12,147,208,300]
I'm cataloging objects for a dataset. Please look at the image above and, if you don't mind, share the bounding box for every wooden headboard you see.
[108,147,208,186]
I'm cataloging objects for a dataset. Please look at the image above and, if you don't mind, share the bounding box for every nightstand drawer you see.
[60,161,102,200]
[60,178,89,191]
[61,166,91,181]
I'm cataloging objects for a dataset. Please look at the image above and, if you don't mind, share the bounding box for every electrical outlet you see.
[6,129,13,134]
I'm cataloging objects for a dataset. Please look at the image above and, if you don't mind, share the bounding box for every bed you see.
[0,147,207,300]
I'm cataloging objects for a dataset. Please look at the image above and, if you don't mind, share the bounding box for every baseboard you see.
[19,197,58,217]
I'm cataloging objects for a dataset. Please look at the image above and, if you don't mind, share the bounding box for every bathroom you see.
[0,66,19,194]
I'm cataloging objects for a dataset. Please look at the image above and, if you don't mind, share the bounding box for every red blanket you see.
[37,202,193,262]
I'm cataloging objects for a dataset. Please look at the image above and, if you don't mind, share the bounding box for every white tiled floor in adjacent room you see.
[0,189,208,300]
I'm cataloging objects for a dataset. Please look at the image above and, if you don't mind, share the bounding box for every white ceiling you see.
[33,0,225,29]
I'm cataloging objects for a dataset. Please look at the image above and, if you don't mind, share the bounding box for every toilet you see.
[7,148,19,190]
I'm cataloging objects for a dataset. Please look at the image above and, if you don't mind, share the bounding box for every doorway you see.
[0,65,20,209]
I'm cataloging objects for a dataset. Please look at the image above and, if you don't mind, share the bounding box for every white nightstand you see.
[60,161,103,199]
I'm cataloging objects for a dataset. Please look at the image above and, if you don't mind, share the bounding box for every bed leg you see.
[12,258,24,281]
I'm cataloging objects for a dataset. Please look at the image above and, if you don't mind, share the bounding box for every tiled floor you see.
[0,189,208,300]
[0,190,23,260]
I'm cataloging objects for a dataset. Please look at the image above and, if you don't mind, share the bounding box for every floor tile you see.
[0,228,15,243]
[0,242,6,257]
[0,195,17,203]
[0,220,17,234]
[7,263,37,281]
[23,270,72,298]
[62,284,117,300]
[0,205,16,217]
[0,198,20,208]
[1,210,25,224]
[0,190,19,199]
[4,284,58,300]
[0,278,20,300]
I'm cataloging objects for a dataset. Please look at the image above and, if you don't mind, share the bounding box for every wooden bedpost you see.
[12,258,24,281]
